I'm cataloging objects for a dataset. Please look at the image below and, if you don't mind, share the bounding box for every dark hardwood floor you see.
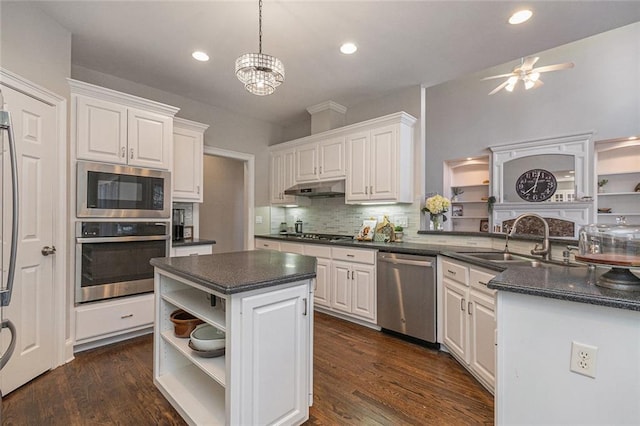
[2,312,493,425]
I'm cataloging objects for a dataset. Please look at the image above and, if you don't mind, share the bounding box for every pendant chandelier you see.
[235,0,285,96]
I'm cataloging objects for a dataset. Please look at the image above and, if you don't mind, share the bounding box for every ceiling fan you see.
[483,56,574,95]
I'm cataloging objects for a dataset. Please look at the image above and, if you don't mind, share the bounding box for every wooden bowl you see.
[170,309,204,338]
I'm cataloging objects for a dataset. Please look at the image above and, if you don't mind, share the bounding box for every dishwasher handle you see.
[378,256,432,268]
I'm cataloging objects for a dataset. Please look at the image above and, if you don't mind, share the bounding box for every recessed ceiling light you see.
[192,51,210,62]
[466,157,473,161]
[629,136,638,140]
[509,9,533,25]
[340,42,358,55]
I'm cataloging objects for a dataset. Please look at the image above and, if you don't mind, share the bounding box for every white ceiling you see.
[34,1,640,127]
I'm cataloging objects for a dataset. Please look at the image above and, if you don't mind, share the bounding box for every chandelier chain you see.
[258,0,263,54]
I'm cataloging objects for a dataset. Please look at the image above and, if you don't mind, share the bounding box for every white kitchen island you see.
[151,250,316,425]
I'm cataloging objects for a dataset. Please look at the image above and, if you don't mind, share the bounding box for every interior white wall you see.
[71,65,282,207]
[0,2,71,99]
[497,291,640,424]
[199,155,245,253]
[1,2,73,349]
[425,22,640,195]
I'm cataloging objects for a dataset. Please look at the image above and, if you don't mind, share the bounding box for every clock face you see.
[515,169,557,202]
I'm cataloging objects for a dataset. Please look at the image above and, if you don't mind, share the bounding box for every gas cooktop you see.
[281,233,353,242]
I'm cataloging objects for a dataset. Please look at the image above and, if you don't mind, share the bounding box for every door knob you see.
[41,246,57,256]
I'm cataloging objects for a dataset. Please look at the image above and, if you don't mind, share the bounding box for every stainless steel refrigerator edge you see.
[1,106,19,376]
[377,252,437,343]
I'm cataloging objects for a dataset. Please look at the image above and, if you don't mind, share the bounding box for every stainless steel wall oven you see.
[77,161,171,219]
[75,221,169,303]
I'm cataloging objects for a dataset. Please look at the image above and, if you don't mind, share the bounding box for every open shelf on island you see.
[162,288,226,332]
[161,331,226,387]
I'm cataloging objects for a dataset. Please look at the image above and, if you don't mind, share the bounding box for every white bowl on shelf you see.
[189,323,225,351]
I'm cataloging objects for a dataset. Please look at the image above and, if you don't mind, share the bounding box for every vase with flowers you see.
[422,194,451,231]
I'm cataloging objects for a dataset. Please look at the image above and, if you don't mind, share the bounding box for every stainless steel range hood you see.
[284,180,345,197]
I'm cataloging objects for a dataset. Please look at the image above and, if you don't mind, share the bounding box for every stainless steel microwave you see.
[77,161,171,218]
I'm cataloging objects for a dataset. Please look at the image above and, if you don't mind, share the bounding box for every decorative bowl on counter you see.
[170,309,204,338]
[576,223,640,291]
[190,323,226,351]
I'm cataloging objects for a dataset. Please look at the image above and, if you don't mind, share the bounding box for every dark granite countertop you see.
[256,234,494,257]
[151,250,316,295]
[256,233,640,311]
[172,238,217,247]
[488,264,640,311]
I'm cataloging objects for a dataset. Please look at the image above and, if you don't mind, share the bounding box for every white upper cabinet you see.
[172,118,209,202]
[71,79,179,170]
[345,116,414,204]
[295,137,346,182]
[271,148,305,205]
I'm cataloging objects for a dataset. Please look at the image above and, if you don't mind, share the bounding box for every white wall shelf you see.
[444,156,490,232]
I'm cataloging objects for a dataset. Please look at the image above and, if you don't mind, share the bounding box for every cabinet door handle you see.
[478,281,488,286]
[370,185,373,194]
[346,270,350,280]
[130,148,134,159]
[319,166,322,174]
[460,298,465,312]
[346,254,355,258]
[303,298,308,316]
[121,146,126,158]
[448,269,456,275]
[468,301,472,315]
[121,313,133,319]
[197,185,200,194]
[365,186,368,194]
[314,167,317,174]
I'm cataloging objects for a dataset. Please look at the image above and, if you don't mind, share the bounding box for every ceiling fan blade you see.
[531,62,575,73]
[489,80,510,95]
[481,72,516,81]
[521,56,540,71]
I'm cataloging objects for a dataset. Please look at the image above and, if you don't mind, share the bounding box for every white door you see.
[173,125,203,201]
[239,284,309,425]
[351,264,376,321]
[318,137,345,179]
[295,144,318,182]
[76,95,127,164]
[1,85,56,395]
[127,108,171,170]
[346,132,370,202]
[443,279,467,361]
[469,290,497,389]
[330,261,352,313]
[370,125,397,200]
[313,257,331,308]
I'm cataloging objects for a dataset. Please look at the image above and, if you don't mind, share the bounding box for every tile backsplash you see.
[269,197,424,241]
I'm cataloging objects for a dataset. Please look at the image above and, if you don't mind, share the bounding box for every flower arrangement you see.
[422,194,451,215]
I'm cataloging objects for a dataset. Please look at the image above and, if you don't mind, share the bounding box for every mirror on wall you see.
[503,154,575,202]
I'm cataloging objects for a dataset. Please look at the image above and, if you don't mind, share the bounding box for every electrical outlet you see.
[570,341,598,378]
[255,215,263,224]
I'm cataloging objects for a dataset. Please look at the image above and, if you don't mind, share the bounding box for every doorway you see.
[201,147,254,251]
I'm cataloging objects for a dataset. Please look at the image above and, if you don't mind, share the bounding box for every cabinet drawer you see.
[331,247,376,264]
[442,259,469,285]
[255,239,281,251]
[280,242,305,254]
[172,244,213,257]
[304,244,332,258]
[76,294,154,342]
[469,268,497,296]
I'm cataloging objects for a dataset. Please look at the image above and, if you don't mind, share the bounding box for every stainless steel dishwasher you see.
[377,252,437,344]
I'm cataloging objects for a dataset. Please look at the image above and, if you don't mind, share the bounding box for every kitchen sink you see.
[465,252,530,262]
[462,252,547,267]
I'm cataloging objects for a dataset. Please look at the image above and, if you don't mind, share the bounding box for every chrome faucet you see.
[509,213,551,261]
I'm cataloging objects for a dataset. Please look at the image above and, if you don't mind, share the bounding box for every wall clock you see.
[515,169,557,202]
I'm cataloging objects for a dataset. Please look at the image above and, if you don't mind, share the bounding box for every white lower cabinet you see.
[154,269,312,425]
[75,293,154,349]
[254,239,378,325]
[441,258,496,393]
[330,247,376,323]
[170,244,213,257]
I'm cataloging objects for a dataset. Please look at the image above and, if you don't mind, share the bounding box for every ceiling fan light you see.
[507,76,518,85]
[505,81,517,92]
[524,79,535,90]
[529,72,540,82]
